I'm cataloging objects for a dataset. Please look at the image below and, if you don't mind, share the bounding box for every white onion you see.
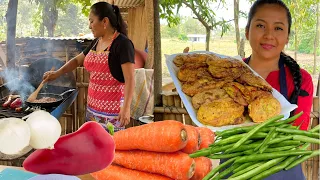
[0,118,31,155]
[25,110,61,149]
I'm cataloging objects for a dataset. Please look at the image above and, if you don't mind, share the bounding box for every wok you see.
[26,89,75,109]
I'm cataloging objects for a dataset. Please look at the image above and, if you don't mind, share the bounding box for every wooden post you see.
[174,95,183,122]
[0,47,7,67]
[65,44,69,62]
[167,95,176,120]
[127,6,147,51]
[77,68,85,127]
[145,0,154,69]
[6,0,18,68]
[162,95,169,120]
[151,0,162,121]
[83,69,90,126]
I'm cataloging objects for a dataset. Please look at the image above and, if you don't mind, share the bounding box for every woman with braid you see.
[220,0,314,179]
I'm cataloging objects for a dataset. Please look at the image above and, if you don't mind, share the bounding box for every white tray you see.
[165,51,298,132]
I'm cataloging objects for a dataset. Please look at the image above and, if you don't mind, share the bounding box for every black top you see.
[83,33,135,83]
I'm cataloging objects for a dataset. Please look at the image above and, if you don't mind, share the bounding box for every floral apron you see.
[83,31,125,132]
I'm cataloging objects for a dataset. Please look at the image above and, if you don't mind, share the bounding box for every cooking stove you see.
[0,83,78,119]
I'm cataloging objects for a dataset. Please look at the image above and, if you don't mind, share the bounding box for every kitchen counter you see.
[0,165,95,180]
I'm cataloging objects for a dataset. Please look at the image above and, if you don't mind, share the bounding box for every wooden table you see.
[0,165,95,180]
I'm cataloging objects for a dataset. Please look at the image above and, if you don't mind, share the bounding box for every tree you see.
[234,0,240,56]
[55,3,91,36]
[159,0,232,51]
[284,0,316,60]
[181,16,206,35]
[6,0,18,68]
[29,0,92,37]
[314,2,319,75]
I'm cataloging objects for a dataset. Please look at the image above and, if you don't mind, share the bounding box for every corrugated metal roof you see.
[14,35,94,42]
[114,0,144,8]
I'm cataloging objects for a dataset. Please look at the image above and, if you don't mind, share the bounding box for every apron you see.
[83,31,125,132]
[219,55,305,180]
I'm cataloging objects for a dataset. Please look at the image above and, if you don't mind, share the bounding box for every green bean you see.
[252,143,311,179]
[208,152,243,159]
[251,156,296,180]
[228,141,263,153]
[310,124,320,133]
[221,127,275,138]
[202,157,237,180]
[193,140,255,158]
[210,134,245,147]
[268,136,294,145]
[293,135,320,144]
[233,162,254,173]
[216,126,256,137]
[259,145,270,154]
[276,128,319,138]
[244,146,296,155]
[259,130,278,153]
[230,162,265,178]
[279,124,291,128]
[189,144,234,158]
[228,157,286,180]
[234,150,312,163]
[227,115,284,153]
[213,132,267,147]
[269,140,302,147]
[243,149,254,155]
[254,127,276,152]
[285,150,320,170]
[212,163,240,180]
[271,112,303,126]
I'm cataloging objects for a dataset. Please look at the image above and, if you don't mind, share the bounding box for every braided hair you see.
[90,2,127,36]
[246,0,302,106]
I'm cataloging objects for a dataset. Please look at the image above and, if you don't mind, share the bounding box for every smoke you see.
[0,68,35,101]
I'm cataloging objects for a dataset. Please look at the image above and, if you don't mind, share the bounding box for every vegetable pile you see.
[91,120,215,180]
[190,112,320,180]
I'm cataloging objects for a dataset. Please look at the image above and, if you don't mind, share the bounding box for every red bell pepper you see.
[23,121,115,175]
[10,98,22,109]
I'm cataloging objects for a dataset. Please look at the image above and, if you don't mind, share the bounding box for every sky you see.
[160,0,252,28]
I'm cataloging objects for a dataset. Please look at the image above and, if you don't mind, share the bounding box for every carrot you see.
[91,164,173,180]
[113,150,195,180]
[190,157,212,180]
[196,127,215,149]
[113,120,188,152]
[181,125,201,154]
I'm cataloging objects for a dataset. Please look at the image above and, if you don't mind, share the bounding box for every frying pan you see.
[25,89,75,109]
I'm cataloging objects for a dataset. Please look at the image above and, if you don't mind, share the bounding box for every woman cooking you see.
[219,0,314,179]
[43,2,135,132]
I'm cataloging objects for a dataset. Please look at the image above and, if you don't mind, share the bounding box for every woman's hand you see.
[118,107,130,127]
[43,71,60,82]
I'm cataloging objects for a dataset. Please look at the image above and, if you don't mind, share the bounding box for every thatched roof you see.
[101,0,144,8]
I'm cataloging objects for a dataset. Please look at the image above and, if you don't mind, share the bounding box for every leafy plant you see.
[159,0,232,50]
[178,33,188,41]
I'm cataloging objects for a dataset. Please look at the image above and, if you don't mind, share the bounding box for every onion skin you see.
[23,121,115,175]
[0,118,31,156]
[26,110,61,149]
